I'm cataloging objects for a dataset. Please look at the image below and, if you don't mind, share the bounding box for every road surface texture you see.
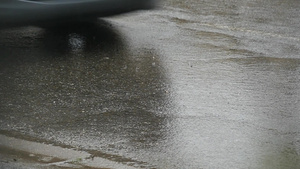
[1,0,300,168]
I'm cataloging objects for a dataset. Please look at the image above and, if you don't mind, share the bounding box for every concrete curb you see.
[0,134,136,169]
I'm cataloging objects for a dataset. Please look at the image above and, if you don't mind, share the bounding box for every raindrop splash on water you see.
[68,33,86,52]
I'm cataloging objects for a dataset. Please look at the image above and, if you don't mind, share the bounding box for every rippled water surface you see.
[1,0,300,168]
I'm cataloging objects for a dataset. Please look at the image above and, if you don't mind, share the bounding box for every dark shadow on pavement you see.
[40,19,125,56]
[0,18,173,168]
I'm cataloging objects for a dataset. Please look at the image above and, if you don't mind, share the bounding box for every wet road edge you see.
[0,133,137,169]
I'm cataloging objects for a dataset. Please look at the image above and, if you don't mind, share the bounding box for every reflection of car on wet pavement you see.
[0,0,156,28]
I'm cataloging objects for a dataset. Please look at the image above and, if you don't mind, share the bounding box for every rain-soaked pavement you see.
[1,0,300,168]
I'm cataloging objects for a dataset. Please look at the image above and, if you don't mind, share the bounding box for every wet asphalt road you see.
[1,0,300,168]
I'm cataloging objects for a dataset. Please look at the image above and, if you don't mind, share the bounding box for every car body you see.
[0,0,156,28]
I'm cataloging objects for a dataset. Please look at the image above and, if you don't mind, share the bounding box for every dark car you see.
[0,0,156,28]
